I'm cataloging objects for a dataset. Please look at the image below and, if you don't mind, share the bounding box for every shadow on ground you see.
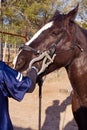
[14,94,77,130]
[42,94,75,130]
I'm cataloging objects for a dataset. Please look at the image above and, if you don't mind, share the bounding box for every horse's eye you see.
[52,31,58,35]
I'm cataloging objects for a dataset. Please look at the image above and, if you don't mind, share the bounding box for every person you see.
[0,61,39,130]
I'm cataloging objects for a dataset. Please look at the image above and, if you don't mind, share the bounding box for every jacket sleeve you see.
[27,68,37,93]
[0,61,32,101]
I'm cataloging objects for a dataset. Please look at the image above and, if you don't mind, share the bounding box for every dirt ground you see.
[9,68,78,130]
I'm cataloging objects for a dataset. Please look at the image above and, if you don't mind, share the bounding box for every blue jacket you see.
[0,61,32,101]
[0,61,38,130]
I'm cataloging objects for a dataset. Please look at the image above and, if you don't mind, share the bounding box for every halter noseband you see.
[19,45,41,55]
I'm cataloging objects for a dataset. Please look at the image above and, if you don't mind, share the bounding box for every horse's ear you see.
[67,4,79,21]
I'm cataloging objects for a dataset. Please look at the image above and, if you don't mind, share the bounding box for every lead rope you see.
[37,78,43,130]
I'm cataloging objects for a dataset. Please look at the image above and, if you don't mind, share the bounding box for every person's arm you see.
[0,61,37,101]
[27,67,37,93]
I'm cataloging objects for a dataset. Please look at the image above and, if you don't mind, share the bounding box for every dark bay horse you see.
[13,5,87,130]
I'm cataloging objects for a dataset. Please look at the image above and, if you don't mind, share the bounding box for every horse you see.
[13,5,87,130]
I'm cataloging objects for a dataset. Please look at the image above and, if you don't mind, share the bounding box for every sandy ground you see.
[9,68,78,130]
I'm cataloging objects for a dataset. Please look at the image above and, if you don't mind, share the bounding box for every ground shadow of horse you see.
[14,126,32,130]
[42,94,76,130]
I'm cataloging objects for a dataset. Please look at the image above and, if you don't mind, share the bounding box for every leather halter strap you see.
[19,45,40,55]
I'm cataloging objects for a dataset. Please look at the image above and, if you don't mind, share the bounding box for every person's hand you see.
[31,66,38,73]
[27,66,38,93]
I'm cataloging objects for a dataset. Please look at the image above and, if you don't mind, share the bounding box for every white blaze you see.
[13,50,22,68]
[25,21,54,45]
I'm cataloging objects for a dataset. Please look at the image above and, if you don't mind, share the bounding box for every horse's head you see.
[13,5,81,76]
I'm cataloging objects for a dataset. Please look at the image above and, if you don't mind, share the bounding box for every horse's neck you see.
[67,52,87,78]
[72,25,87,79]
[66,52,87,103]
[76,25,87,50]
[68,25,87,81]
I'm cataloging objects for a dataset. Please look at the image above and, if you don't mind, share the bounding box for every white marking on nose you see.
[25,21,54,45]
[13,50,22,68]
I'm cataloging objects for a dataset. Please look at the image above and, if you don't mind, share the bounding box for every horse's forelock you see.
[49,10,62,21]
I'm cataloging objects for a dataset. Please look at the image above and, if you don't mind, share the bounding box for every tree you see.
[1,0,87,45]
[1,0,61,44]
